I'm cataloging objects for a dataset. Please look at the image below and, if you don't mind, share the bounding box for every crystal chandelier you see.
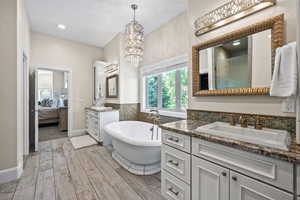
[124,4,144,67]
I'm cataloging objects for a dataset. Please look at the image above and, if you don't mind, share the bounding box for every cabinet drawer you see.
[162,145,190,183]
[230,171,293,200]
[192,138,294,192]
[162,130,191,153]
[161,170,190,200]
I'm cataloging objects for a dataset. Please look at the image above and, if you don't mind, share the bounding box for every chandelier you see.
[124,4,144,67]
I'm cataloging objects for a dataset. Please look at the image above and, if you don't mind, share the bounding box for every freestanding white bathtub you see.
[104,121,161,175]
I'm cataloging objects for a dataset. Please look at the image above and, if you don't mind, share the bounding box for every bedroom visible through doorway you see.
[36,69,69,143]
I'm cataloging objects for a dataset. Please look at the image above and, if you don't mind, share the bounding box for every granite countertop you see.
[160,120,300,164]
[85,107,116,112]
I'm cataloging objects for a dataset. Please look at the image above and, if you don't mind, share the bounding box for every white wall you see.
[30,32,103,130]
[188,0,297,117]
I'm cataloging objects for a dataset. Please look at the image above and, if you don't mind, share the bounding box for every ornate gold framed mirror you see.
[192,14,284,96]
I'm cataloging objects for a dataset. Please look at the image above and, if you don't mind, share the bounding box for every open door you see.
[34,70,39,151]
[29,70,36,152]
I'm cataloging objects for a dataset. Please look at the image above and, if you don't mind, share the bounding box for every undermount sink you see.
[196,122,291,151]
[90,106,113,111]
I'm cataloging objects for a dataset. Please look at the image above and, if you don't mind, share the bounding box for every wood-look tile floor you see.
[39,125,68,142]
[0,138,165,200]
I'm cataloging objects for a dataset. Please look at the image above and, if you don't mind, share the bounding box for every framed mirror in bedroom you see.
[192,14,284,96]
[106,74,119,98]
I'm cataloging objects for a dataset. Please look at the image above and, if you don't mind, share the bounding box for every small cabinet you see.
[85,108,119,143]
[192,156,229,200]
[230,171,293,200]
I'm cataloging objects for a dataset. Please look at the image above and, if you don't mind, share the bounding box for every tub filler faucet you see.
[149,109,160,140]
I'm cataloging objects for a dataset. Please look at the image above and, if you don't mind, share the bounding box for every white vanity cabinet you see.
[230,171,293,200]
[161,129,296,200]
[85,108,119,143]
[192,156,229,200]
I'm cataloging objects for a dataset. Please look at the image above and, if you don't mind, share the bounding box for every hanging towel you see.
[270,42,298,112]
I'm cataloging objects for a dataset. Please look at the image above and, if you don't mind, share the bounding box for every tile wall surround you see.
[138,112,182,124]
[187,109,296,135]
[105,103,140,121]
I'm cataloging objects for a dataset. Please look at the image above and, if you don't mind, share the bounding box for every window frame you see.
[38,70,54,101]
[144,67,187,114]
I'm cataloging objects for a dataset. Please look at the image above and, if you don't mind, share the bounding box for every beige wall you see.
[103,33,121,104]
[103,33,139,104]
[30,32,103,130]
[0,0,18,171]
[188,0,297,117]
[0,0,30,172]
[142,12,189,66]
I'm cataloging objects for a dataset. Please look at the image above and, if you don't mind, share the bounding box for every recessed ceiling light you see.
[57,24,66,30]
[233,40,240,46]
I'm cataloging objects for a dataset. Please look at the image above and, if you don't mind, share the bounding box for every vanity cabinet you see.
[161,129,296,200]
[230,172,293,200]
[192,156,229,200]
[85,108,119,143]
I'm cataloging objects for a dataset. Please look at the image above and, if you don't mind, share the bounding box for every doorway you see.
[29,67,72,151]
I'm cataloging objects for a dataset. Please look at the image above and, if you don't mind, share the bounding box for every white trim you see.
[69,129,87,137]
[140,54,188,75]
[0,165,23,184]
[23,53,29,156]
[33,66,73,151]
[142,109,187,119]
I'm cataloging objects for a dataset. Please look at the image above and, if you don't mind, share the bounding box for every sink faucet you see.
[254,116,265,130]
[229,114,236,126]
[239,115,248,128]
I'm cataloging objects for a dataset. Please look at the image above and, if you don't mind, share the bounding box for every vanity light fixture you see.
[57,24,66,30]
[124,4,144,67]
[194,0,276,36]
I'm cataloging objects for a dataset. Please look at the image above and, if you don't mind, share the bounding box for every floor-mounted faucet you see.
[149,109,160,140]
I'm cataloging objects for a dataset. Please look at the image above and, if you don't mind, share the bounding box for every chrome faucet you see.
[149,109,160,140]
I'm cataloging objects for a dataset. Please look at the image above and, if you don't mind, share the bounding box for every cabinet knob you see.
[232,176,237,181]
[221,172,227,176]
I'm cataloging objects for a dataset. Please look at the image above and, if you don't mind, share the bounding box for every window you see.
[38,70,53,101]
[145,67,188,112]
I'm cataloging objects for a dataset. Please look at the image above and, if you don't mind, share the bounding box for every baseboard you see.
[0,165,23,184]
[69,129,87,137]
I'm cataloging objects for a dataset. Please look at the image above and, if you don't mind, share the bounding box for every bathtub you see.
[104,121,161,175]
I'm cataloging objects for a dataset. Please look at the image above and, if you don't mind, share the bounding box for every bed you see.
[38,106,59,125]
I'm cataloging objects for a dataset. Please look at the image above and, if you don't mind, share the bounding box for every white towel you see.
[270,42,298,112]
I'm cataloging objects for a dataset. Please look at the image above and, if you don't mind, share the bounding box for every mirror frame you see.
[106,74,119,98]
[192,14,284,96]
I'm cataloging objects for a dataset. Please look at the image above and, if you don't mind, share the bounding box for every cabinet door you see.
[230,171,293,200]
[192,156,229,200]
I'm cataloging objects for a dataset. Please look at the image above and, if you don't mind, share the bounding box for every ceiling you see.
[25,0,186,47]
